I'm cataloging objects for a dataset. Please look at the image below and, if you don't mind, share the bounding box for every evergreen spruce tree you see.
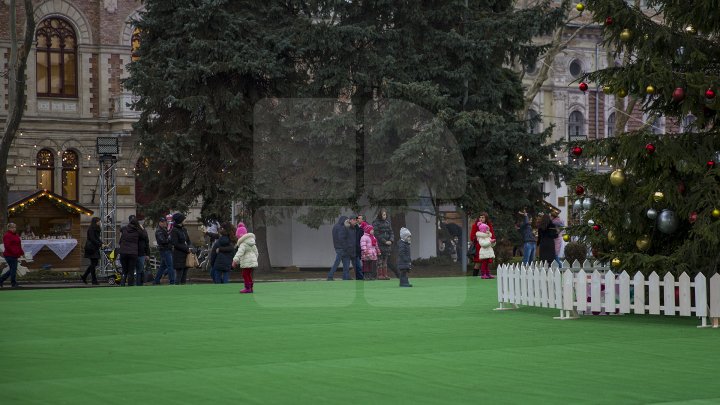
[125,0,570,250]
[568,0,720,276]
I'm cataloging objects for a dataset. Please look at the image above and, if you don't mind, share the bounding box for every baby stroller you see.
[101,248,123,285]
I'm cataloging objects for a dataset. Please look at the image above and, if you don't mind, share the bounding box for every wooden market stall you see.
[7,190,93,271]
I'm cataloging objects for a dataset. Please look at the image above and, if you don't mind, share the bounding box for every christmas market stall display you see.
[5,190,93,271]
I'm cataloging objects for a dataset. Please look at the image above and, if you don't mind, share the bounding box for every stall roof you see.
[8,190,94,216]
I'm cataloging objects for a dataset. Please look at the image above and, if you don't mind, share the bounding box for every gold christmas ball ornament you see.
[653,191,665,203]
[646,85,655,94]
[636,235,651,251]
[611,257,621,268]
[712,208,720,219]
[610,169,626,186]
[602,85,613,94]
[620,28,633,42]
[607,230,617,245]
[575,3,585,12]
[685,25,697,35]
[617,88,628,98]
[562,234,570,242]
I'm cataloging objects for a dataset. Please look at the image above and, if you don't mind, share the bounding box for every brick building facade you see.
[1,0,146,227]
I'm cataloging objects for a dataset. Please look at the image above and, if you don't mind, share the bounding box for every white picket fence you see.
[496,260,720,328]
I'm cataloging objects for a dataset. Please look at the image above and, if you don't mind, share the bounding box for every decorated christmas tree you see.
[567,0,720,277]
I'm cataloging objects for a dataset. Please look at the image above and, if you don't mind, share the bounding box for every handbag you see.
[467,242,476,258]
[185,252,200,268]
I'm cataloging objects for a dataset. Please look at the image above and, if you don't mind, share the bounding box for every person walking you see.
[153,217,175,285]
[118,216,141,286]
[469,212,495,277]
[537,213,559,266]
[518,209,536,264]
[170,213,191,285]
[327,215,355,281]
[372,208,398,279]
[397,227,413,287]
[1,223,24,288]
[233,231,259,293]
[136,221,150,286]
[81,217,102,285]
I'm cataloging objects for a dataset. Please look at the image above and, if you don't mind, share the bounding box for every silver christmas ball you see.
[646,208,658,220]
[623,212,632,230]
[573,199,583,212]
[582,198,592,210]
[657,209,679,234]
[587,219,595,226]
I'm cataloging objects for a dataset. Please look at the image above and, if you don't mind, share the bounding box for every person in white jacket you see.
[232,232,259,294]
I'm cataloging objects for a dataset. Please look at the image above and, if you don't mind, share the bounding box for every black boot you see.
[399,270,412,287]
[472,268,480,277]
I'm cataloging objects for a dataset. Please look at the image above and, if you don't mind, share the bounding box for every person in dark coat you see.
[153,217,175,285]
[373,208,397,279]
[209,223,237,284]
[353,214,364,280]
[170,213,191,285]
[397,227,413,287]
[537,213,558,266]
[327,215,357,280]
[118,216,141,286]
[136,222,150,286]
[81,217,102,285]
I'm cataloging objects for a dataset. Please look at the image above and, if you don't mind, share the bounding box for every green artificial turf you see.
[1,278,719,404]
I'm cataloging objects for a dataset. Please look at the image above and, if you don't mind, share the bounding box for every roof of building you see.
[7,190,94,216]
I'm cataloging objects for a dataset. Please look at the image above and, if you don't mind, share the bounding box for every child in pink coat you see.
[360,225,382,280]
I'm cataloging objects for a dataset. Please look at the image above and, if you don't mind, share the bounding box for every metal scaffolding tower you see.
[96,137,119,278]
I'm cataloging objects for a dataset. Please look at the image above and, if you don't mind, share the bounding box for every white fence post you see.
[590,270,602,313]
[576,270,587,313]
[663,272,676,316]
[648,272,660,315]
[633,272,646,314]
[605,270,616,314]
[678,273,691,317]
[618,271,630,314]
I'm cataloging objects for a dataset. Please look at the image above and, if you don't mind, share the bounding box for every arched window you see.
[607,113,616,137]
[62,150,79,201]
[36,17,77,97]
[36,149,55,190]
[568,111,585,139]
[131,27,141,62]
[527,109,539,134]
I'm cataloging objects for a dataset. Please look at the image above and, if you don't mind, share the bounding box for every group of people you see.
[328,210,413,287]
[518,209,564,266]
[80,214,259,293]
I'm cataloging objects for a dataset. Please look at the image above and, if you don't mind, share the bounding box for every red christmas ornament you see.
[708,160,716,169]
[672,87,685,102]
[575,185,585,195]
[706,88,717,99]
[689,211,698,224]
[678,181,686,195]
[645,143,655,154]
[593,224,601,232]
[571,146,583,157]
[579,82,589,92]
[605,17,613,26]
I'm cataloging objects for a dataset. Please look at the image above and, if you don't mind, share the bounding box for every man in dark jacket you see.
[170,213,191,285]
[153,217,175,285]
[118,216,140,286]
[327,215,356,280]
[352,214,364,280]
